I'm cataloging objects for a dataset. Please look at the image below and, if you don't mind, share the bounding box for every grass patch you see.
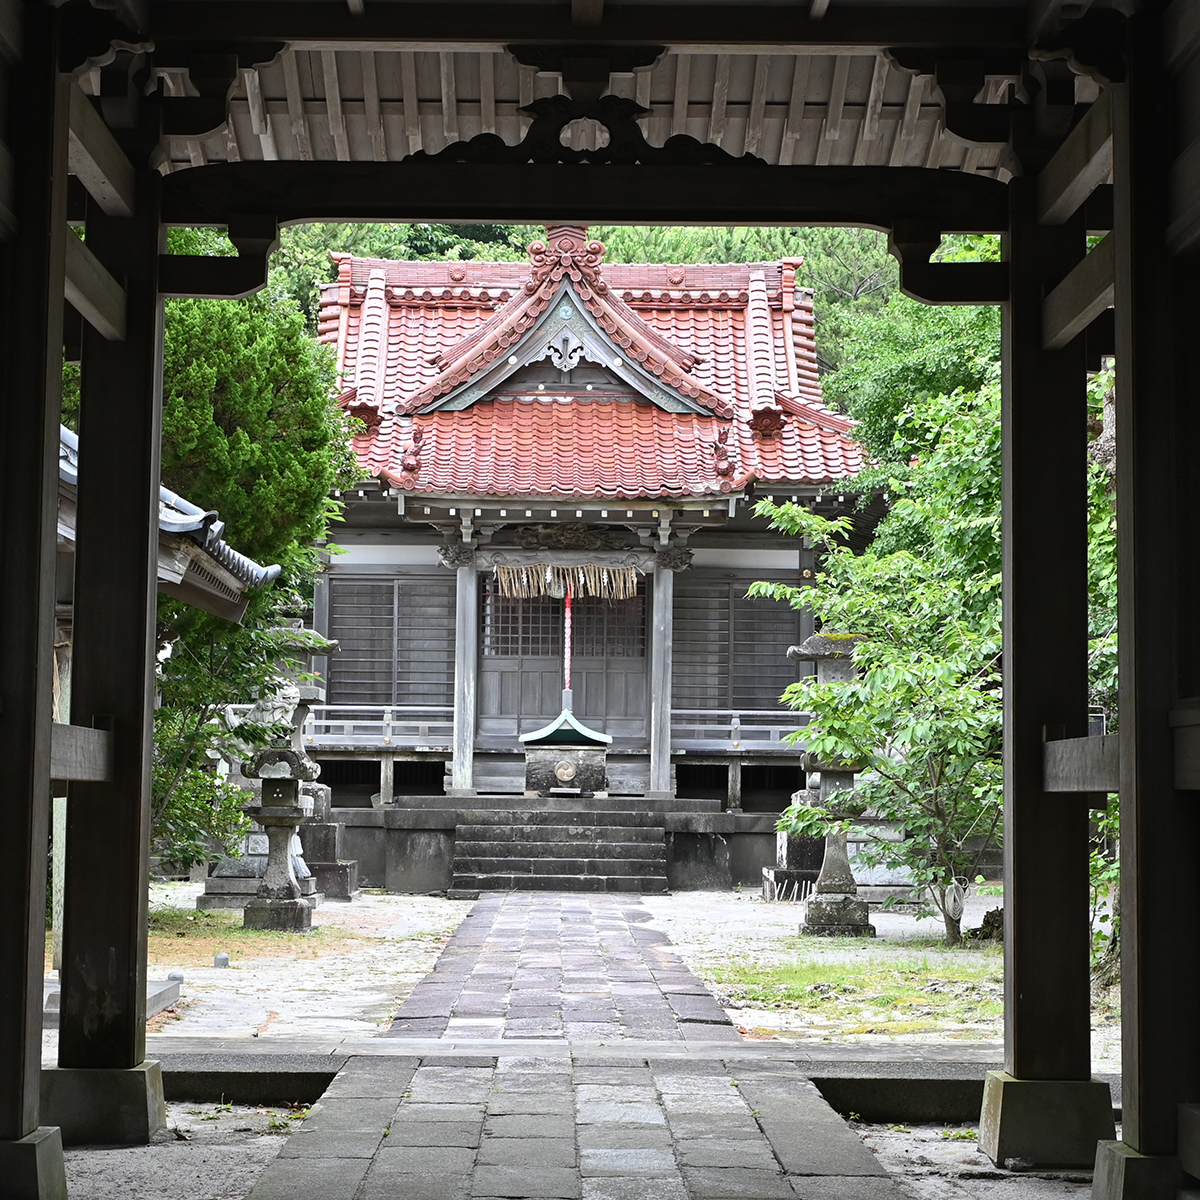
[705,942,1004,1038]
[145,906,372,967]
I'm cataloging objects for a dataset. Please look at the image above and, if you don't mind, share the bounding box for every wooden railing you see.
[670,709,808,752]
[227,703,805,753]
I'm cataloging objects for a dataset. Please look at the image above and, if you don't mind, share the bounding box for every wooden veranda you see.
[1,1,1198,1196]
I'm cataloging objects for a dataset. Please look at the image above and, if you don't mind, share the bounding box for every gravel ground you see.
[64,1102,293,1200]
[48,886,1112,1199]
[861,1123,1098,1199]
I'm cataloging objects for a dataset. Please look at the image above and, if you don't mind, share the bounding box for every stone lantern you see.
[241,745,321,931]
[786,632,875,938]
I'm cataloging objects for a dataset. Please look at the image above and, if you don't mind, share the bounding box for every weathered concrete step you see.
[455,839,667,861]
[453,856,668,877]
[425,792,721,814]
[455,824,666,844]
[453,873,670,893]
[456,809,675,828]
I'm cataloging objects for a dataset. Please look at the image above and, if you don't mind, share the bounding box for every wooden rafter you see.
[323,50,351,160]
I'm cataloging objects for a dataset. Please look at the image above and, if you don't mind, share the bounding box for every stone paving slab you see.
[246,1050,894,1200]
[387,894,735,1042]
[238,891,921,1200]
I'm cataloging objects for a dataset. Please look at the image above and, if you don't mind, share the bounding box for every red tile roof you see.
[322,227,862,498]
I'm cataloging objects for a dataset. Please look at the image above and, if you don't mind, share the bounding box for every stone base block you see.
[40,1061,166,1146]
[244,897,313,931]
[0,1127,67,1199]
[43,978,178,1029]
[199,889,322,912]
[1092,1140,1184,1199]
[763,866,815,902]
[801,892,875,937]
[311,860,359,901]
[978,1071,1116,1168]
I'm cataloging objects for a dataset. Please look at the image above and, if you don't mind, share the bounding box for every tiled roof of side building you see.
[325,227,862,498]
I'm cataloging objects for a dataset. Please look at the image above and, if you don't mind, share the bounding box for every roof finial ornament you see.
[527,226,608,294]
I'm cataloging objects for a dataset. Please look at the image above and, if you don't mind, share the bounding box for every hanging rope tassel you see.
[494,561,641,600]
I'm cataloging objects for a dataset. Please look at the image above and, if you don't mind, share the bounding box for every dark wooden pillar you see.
[1002,180,1092,1080]
[0,1,70,1186]
[1099,9,1200,1179]
[980,175,1113,1167]
[57,171,164,1095]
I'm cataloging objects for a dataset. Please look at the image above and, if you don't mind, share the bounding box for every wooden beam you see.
[1043,734,1119,795]
[64,231,126,341]
[150,4,1028,50]
[1166,0,1200,68]
[709,53,731,147]
[50,724,115,783]
[1169,701,1200,790]
[825,54,850,140]
[572,0,603,25]
[862,54,887,140]
[67,83,135,218]
[281,49,313,160]
[400,50,421,154]
[671,52,691,139]
[479,51,496,137]
[242,67,278,160]
[1036,85,1117,225]
[321,50,350,160]
[899,260,1009,304]
[743,55,770,157]
[362,51,386,160]
[777,55,808,166]
[158,254,269,299]
[439,50,459,146]
[1042,233,1114,350]
[160,161,1012,232]
[889,71,924,166]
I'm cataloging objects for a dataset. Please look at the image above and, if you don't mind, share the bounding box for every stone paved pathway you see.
[387,893,739,1042]
[244,894,907,1200]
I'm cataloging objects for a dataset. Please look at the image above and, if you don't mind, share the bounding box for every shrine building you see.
[307,227,865,890]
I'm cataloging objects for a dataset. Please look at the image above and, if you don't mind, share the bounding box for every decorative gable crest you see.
[409,227,733,418]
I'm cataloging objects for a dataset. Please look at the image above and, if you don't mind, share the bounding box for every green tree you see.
[151,229,360,870]
[757,386,1004,945]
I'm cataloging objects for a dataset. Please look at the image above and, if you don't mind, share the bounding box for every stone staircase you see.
[452,808,670,894]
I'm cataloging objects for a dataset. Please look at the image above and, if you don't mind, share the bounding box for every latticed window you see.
[480,583,562,657]
[573,588,646,658]
[480,578,646,658]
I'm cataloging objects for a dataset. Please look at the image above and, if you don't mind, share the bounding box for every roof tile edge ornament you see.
[339,386,384,429]
[404,225,733,418]
[413,94,769,169]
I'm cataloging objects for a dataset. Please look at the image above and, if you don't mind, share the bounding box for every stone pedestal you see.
[525,745,608,798]
[978,1071,1116,1169]
[299,798,362,902]
[40,1061,166,1146]
[800,803,874,937]
[0,1128,67,1200]
[1091,1140,1184,1200]
[762,829,823,900]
